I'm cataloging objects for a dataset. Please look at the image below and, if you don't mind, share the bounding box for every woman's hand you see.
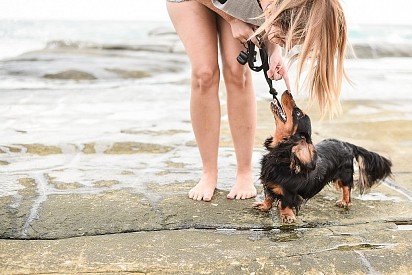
[229,19,259,46]
[268,43,291,91]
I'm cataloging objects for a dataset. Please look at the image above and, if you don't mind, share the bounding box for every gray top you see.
[212,0,264,26]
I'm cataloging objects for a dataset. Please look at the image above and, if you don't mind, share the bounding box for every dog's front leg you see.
[278,201,296,223]
[253,189,275,212]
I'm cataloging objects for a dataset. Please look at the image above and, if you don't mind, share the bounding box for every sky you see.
[0,0,411,25]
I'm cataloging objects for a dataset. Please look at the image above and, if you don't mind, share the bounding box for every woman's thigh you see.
[217,16,251,83]
[167,1,219,72]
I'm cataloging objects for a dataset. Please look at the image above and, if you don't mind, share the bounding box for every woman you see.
[166,0,347,202]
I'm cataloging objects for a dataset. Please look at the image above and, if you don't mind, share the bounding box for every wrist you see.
[268,43,282,56]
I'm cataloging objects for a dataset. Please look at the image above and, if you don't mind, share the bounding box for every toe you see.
[194,193,201,201]
[196,194,203,201]
[227,191,235,199]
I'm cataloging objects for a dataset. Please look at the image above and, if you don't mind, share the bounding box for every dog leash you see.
[237,40,284,112]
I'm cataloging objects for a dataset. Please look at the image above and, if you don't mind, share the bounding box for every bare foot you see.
[227,171,257,200]
[188,172,217,202]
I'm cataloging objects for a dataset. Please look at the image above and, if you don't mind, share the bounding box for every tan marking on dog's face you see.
[270,91,297,147]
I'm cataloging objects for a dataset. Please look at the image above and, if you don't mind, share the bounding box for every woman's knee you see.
[222,63,250,88]
[191,66,220,92]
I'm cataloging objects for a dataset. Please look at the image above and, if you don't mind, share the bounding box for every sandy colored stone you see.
[82,143,96,154]
[121,170,135,175]
[51,181,82,190]
[106,68,152,79]
[93,180,120,188]
[44,70,97,80]
[0,160,9,165]
[155,170,170,176]
[18,178,36,189]
[392,173,412,197]
[22,144,62,155]
[184,140,197,147]
[121,129,189,135]
[165,161,185,168]
[6,146,21,153]
[104,142,173,154]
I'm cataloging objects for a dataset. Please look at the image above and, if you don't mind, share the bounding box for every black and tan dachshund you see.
[254,91,392,223]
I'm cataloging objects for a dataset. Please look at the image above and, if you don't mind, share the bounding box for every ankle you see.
[202,168,218,177]
[236,168,252,176]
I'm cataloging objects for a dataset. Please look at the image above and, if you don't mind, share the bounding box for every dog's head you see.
[267,90,317,173]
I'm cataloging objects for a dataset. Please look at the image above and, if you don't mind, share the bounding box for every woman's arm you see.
[259,0,290,89]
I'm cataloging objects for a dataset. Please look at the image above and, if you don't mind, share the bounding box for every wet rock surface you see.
[1,223,411,274]
[44,70,97,80]
[0,80,411,273]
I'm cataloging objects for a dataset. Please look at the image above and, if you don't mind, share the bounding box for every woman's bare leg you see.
[167,1,220,201]
[217,16,257,199]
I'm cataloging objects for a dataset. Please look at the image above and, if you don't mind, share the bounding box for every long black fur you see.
[260,136,392,212]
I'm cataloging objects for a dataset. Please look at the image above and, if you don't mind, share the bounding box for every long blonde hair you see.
[256,0,348,117]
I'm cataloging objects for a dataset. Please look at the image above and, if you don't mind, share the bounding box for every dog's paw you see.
[280,214,297,224]
[253,201,272,212]
[335,200,352,209]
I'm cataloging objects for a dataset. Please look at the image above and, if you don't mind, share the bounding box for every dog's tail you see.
[347,143,392,194]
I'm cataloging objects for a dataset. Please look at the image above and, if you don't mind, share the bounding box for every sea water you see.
[0,20,411,100]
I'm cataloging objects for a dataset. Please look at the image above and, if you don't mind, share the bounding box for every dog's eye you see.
[295,110,303,117]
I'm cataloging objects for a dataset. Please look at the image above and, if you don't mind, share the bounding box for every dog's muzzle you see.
[271,100,287,123]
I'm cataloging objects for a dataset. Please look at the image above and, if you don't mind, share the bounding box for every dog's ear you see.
[291,138,316,170]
